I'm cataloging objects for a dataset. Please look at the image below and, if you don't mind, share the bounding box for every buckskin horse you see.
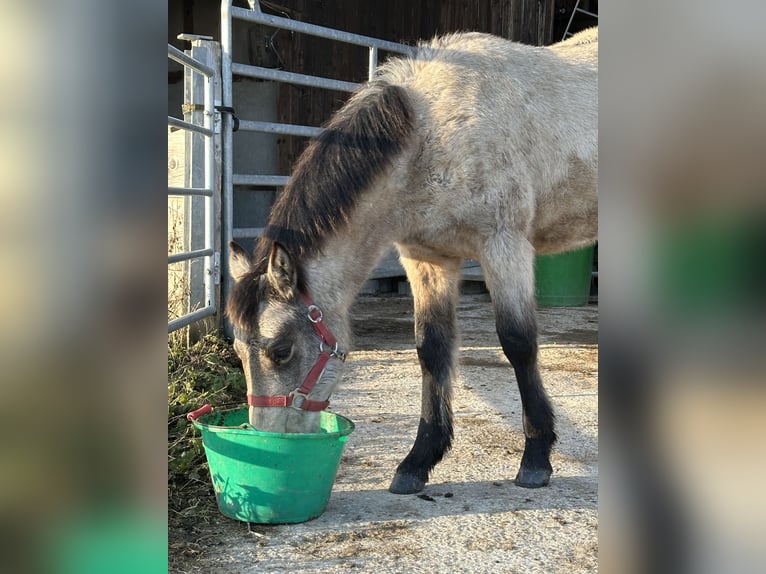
[226,28,597,494]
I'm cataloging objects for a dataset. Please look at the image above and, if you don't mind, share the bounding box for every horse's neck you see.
[304,231,392,312]
[298,153,412,341]
[301,207,397,339]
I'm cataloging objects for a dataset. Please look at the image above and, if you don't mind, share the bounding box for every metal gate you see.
[219,0,413,311]
[168,2,414,335]
[167,41,220,334]
[169,2,595,336]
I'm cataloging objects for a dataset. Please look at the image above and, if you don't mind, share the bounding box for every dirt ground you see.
[171,293,598,573]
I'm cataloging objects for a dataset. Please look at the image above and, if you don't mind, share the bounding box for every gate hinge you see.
[210,252,221,284]
[182,103,205,115]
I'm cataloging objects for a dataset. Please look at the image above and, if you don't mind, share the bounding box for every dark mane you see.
[263,81,414,259]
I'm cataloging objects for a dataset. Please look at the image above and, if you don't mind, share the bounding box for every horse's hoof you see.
[389,473,425,494]
[514,467,551,488]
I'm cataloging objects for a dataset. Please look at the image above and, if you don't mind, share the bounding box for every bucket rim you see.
[190,406,355,440]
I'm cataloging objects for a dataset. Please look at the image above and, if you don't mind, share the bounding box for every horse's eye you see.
[267,342,294,365]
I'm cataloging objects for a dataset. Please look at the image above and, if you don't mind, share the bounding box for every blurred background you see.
[0,1,167,572]
[599,2,766,573]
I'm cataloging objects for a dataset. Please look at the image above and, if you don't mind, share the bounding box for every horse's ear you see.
[228,240,252,282]
[267,243,297,300]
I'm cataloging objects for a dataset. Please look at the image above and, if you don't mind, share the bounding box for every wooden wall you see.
[266,0,561,174]
[169,0,596,175]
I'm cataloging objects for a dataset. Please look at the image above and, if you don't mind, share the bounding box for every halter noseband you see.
[247,293,346,412]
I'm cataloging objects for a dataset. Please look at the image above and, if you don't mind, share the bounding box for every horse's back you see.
[379,28,598,257]
[548,27,598,73]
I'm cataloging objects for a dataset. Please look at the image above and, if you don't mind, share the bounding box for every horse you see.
[226,27,597,495]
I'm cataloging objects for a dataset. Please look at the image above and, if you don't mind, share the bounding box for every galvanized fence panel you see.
[219,0,414,317]
[167,40,221,334]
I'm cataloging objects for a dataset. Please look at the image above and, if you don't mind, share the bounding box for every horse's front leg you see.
[389,253,461,494]
[481,234,557,488]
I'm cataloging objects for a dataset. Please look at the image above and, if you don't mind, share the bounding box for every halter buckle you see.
[320,341,346,361]
[289,390,309,410]
[307,305,323,323]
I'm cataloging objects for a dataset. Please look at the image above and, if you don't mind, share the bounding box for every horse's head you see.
[225,241,347,434]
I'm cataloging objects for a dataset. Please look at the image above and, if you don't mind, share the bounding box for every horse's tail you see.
[266,81,415,257]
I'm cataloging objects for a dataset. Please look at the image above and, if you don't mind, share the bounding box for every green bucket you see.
[535,245,595,307]
[189,406,355,524]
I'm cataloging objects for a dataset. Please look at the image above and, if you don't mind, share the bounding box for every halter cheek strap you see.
[247,293,346,412]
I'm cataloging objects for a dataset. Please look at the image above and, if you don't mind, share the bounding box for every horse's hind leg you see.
[481,235,557,488]
[389,252,461,494]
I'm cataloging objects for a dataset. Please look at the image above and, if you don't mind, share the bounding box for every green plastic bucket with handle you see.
[188,405,354,524]
[535,245,595,307]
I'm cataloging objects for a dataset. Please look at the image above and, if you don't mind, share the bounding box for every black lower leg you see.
[515,371,556,487]
[389,389,453,494]
[390,312,456,494]
[498,316,557,488]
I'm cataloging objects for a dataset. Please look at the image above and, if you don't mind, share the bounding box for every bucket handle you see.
[186,404,255,430]
[186,404,213,422]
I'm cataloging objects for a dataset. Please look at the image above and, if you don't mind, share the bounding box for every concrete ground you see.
[172,294,598,573]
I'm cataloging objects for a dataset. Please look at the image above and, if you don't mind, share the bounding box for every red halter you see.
[247,293,346,412]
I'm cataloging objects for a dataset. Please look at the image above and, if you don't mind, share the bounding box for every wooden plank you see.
[167,127,187,187]
[168,129,189,331]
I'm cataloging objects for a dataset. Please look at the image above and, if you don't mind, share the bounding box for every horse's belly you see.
[397,227,482,262]
[531,206,597,254]
[531,156,597,254]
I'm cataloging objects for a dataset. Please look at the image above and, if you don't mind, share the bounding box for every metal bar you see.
[203,69,216,310]
[168,116,214,137]
[168,248,214,264]
[562,0,580,40]
[168,305,217,333]
[237,119,323,138]
[221,1,235,336]
[368,46,379,82]
[232,5,413,55]
[233,227,265,239]
[576,8,598,19]
[233,174,290,186]
[168,186,214,197]
[168,44,215,77]
[232,62,359,93]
